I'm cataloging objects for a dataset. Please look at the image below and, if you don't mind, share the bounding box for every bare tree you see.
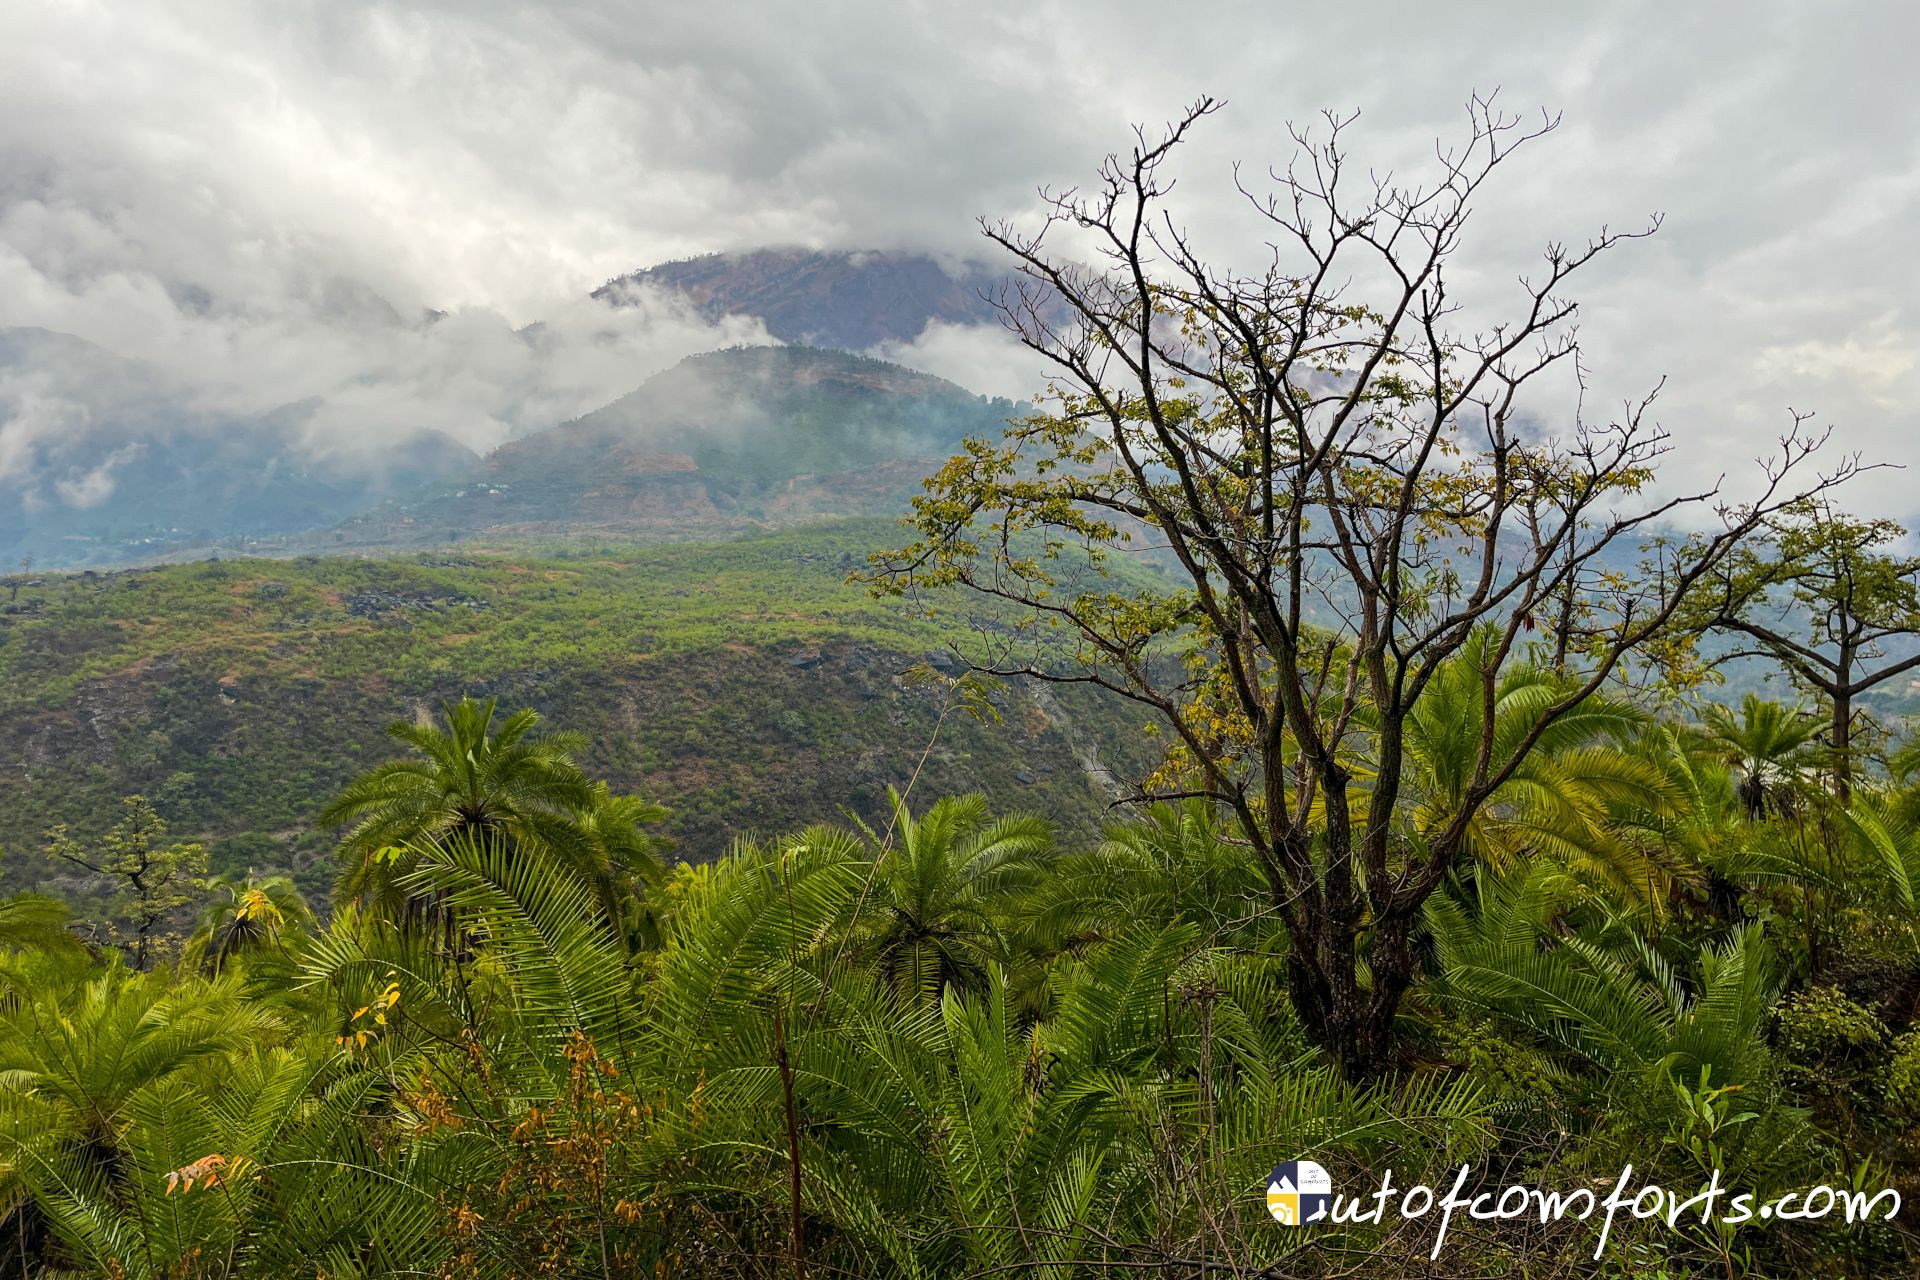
[870,96,1857,1078]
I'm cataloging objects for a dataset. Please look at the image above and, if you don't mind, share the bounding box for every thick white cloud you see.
[2,0,1917,512]
[51,444,134,509]
[866,321,1049,405]
[0,394,88,486]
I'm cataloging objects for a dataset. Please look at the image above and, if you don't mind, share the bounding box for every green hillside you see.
[333,346,1024,550]
[0,520,1158,902]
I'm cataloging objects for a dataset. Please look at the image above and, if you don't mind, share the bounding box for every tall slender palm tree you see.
[322,698,595,850]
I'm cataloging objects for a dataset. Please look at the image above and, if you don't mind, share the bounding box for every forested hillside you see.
[0,521,1157,905]
[4,333,1025,570]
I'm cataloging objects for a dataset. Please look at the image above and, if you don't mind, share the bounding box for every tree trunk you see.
[1283,911,1412,1082]
[772,1009,808,1280]
[1360,916,1419,1076]
[1832,684,1853,804]
[1266,730,1420,1081]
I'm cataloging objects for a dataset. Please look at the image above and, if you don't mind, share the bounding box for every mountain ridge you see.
[594,247,1005,350]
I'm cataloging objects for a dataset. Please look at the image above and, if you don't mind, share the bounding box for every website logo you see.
[1255,1161,1901,1259]
[1266,1160,1332,1225]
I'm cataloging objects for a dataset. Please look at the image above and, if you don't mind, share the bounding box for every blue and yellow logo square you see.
[1266,1160,1333,1225]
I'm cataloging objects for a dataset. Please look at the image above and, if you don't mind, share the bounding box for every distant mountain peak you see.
[654,343,979,401]
[593,248,1005,351]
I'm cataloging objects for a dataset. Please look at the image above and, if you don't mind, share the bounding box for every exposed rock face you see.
[342,589,491,619]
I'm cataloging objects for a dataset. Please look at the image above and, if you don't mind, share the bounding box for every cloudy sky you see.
[3,1,1917,513]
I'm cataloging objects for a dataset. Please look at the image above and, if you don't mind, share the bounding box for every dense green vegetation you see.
[0,521,1158,902]
[869,98,1920,1101]
[2,664,1917,1276]
[3,468,1918,1279]
[7,368,1920,1280]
